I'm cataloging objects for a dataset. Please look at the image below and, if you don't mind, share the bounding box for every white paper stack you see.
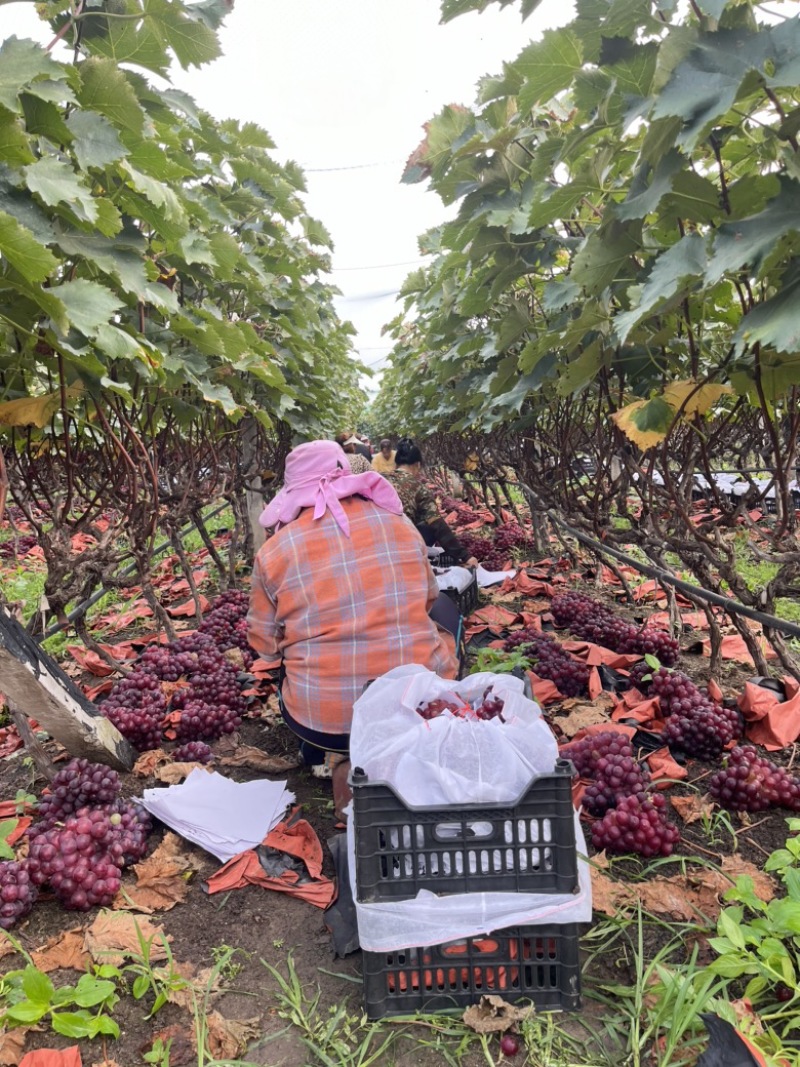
[141,769,294,862]
[476,563,516,588]
[434,565,474,593]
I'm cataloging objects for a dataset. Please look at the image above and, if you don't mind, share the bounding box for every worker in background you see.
[335,433,372,474]
[371,438,396,475]
[390,439,478,567]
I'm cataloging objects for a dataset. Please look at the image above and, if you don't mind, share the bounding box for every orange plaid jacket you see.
[247,498,458,736]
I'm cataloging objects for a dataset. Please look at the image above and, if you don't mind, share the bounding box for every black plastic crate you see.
[436,551,458,567]
[441,571,479,616]
[362,922,582,1019]
[351,761,578,903]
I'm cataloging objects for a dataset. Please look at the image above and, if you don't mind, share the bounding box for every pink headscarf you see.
[259,440,403,537]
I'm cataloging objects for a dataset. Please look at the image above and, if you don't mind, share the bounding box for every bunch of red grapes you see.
[493,523,532,555]
[591,793,680,857]
[172,741,214,764]
[561,733,679,854]
[562,732,650,815]
[197,589,256,669]
[0,533,38,559]
[551,592,680,666]
[101,624,247,751]
[20,759,152,917]
[651,668,741,760]
[416,688,506,722]
[458,533,508,571]
[709,746,800,812]
[0,861,37,929]
[441,500,483,526]
[502,628,591,697]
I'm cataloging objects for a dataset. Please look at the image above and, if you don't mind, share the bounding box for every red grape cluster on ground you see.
[458,533,508,571]
[651,668,741,760]
[492,522,532,555]
[100,591,252,750]
[197,589,256,669]
[502,628,591,697]
[172,740,214,764]
[591,792,680,857]
[0,861,37,929]
[551,592,680,666]
[22,759,152,916]
[561,732,651,816]
[709,746,800,812]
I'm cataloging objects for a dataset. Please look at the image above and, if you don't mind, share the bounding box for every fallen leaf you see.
[205,1013,260,1060]
[164,962,221,1011]
[140,1024,195,1066]
[133,749,171,777]
[31,928,90,973]
[153,761,210,784]
[718,855,776,901]
[0,1030,26,1066]
[218,747,301,773]
[670,794,714,825]
[115,833,199,913]
[462,994,533,1034]
[166,596,209,618]
[556,695,615,739]
[84,910,170,966]
[590,852,775,922]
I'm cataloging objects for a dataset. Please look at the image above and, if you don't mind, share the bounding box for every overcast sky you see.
[3,0,570,392]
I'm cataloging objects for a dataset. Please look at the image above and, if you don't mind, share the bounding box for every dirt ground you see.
[0,564,796,1065]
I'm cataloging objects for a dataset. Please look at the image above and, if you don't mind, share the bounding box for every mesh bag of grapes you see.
[349,665,559,806]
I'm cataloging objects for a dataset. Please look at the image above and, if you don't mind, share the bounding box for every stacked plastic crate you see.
[349,758,590,1019]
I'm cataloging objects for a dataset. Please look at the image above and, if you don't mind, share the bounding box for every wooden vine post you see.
[0,608,135,772]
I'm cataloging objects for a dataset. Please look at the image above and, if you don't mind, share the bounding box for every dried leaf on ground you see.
[590,853,773,922]
[133,749,170,777]
[166,961,221,1010]
[205,1013,260,1060]
[84,910,170,965]
[115,833,199,913]
[218,746,301,773]
[670,794,714,825]
[153,761,209,784]
[0,1029,26,1066]
[140,1024,195,1066]
[462,994,533,1034]
[31,928,90,972]
[557,694,616,739]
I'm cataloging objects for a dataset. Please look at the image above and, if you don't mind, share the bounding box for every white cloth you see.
[141,769,294,862]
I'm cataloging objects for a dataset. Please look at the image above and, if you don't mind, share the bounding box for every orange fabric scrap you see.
[611,695,662,725]
[561,641,641,669]
[526,671,561,706]
[739,680,800,750]
[20,1048,81,1067]
[696,635,777,664]
[205,815,335,909]
[587,666,602,700]
[646,747,688,787]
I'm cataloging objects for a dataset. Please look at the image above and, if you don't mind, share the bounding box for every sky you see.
[2,0,570,393]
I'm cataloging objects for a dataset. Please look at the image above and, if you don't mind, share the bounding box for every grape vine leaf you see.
[0,36,64,113]
[614,232,707,343]
[705,178,800,286]
[0,211,57,282]
[66,110,129,170]
[77,57,147,136]
[611,396,675,449]
[515,29,584,112]
[55,279,123,338]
